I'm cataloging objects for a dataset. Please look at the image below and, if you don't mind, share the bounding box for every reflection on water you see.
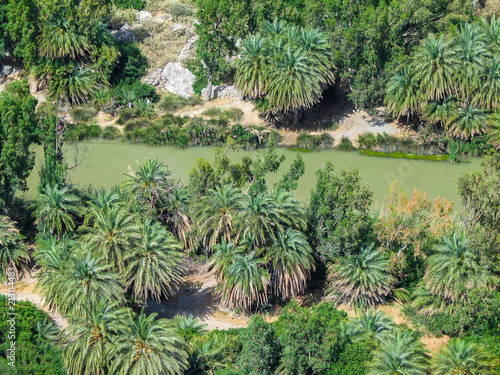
[26,140,482,210]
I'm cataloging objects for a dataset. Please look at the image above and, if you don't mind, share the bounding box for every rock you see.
[138,10,152,22]
[178,35,198,61]
[144,68,165,88]
[0,64,20,79]
[172,23,186,31]
[201,85,242,100]
[115,23,135,41]
[161,62,196,97]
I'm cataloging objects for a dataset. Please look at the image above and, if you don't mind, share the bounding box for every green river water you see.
[25,140,482,210]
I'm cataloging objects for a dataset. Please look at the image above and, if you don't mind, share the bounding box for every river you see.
[25,140,482,210]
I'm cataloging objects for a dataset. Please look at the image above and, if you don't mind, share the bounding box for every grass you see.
[70,107,97,123]
[360,149,449,161]
[202,107,243,122]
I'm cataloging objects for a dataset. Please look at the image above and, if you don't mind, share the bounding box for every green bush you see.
[110,42,148,86]
[124,118,151,131]
[202,107,243,122]
[112,0,146,10]
[66,122,102,142]
[70,107,97,123]
[159,94,188,112]
[116,108,139,124]
[168,2,193,19]
[337,136,356,151]
[0,295,65,374]
[102,125,121,139]
[357,132,378,149]
[296,132,319,149]
[202,107,223,117]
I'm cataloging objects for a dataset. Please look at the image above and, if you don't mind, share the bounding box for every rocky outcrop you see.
[201,85,242,100]
[115,23,135,41]
[138,10,152,22]
[144,62,195,97]
[0,64,20,79]
[178,35,198,61]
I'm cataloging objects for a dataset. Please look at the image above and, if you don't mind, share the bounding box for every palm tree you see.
[163,187,192,250]
[294,27,334,83]
[481,15,500,48]
[269,188,307,231]
[412,34,457,101]
[63,301,127,375]
[238,192,283,249]
[34,184,80,236]
[452,23,489,98]
[185,332,238,374]
[235,35,268,98]
[449,105,487,139]
[38,250,124,316]
[385,68,421,121]
[172,314,207,341]
[266,47,323,116]
[424,234,497,303]
[34,318,60,344]
[47,63,99,106]
[109,310,188,375]
[432,339,500,375]
[421,96,458,127]
[487,112,500,149]
[123,159,173,214]
[266,228,315,299]
[221,252,269,311]
[82,204,140,272]
[346,309,396,346]
[124,219,185,305]
[474,57,500,111]
[195,184,244,251]
[326,243,396,308]
[0,216,28,282]
[368,330,430,375]
[209,240,242,283]
[38,20,90,60]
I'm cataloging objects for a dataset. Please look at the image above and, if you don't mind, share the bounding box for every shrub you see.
[65,122,102,142]
[155,113,187,127]
[202,107,244,122]
[357,132,378,150]
[124,118,152,131]
[168,2,193,20]
[159,94,188,112]
[134,98,157,120]
[187,95,203,106]
[337,136,356,151]
[116,108,139,124]
[102,97,123,117]
[92,90,112,110]
[319,133,334,148]
[296,132,319,149]
[324,120,339,130]
[110,42,148,86]
[186,117,224,146]
[107,6,137,29]
[112,0,145,10]
[221,107,244,122]
[70,107,97,123]
[202,107,223,117]
[102,126,121,139]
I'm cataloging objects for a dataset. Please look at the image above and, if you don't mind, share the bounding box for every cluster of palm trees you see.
[345,309,499,374]
[195,184,315,310]
[235,19,334,125]
[385,17,500,142]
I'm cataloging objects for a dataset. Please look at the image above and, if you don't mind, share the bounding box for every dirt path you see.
[144,260,248,330]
